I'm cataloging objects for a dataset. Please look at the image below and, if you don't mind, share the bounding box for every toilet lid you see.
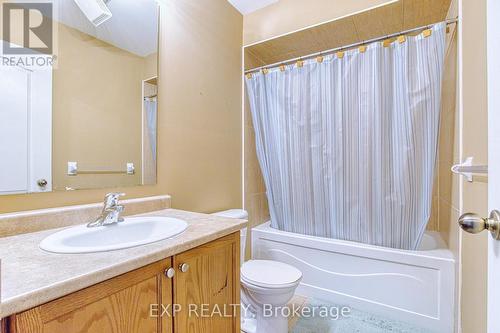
[241,260,302,287]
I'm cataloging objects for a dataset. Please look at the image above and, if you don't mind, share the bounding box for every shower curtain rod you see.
[244,17,458,74]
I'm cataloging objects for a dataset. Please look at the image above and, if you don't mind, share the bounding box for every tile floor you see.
[242,295,436,333]
[288,295,435,333]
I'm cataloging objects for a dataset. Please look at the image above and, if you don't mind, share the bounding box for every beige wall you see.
[0,0,243,215]
[244,0,453,68]
[460,0,489,331]
[53,23,153,190]
[243,0,395,45]
[159,0,242,212]
[143,53,158,80]
[428,32,459,234]
[427,0,460,241]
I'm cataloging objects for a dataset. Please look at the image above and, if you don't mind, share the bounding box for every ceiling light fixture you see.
[72,0,112,27]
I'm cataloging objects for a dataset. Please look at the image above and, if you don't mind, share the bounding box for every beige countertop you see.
[0,209,247,318]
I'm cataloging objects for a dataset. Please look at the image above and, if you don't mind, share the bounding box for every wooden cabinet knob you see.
[164,267,175,278]
[179,263,190,273]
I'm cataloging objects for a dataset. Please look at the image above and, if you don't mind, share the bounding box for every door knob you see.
[37,179,48,188]
[458,210,500,240]
[164,267,175,279]
[179,263,190,273]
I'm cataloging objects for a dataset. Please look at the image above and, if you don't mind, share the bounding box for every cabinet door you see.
[174,232,240,333]
[10,259,173,333]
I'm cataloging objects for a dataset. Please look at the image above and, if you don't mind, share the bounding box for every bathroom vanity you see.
[0,206,246,333]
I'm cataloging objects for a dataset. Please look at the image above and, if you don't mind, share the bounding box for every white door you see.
[487,0,500,331]
[0,66,29,193]
[0,63,52,194]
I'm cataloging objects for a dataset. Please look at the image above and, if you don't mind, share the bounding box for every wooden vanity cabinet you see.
[4,232,240,333]
[174,232,240,332]
[7,259,173,333]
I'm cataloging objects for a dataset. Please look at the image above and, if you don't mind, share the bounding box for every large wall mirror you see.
[0,0,159,195]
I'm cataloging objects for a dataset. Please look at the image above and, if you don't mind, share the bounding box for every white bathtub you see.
[251,222,455,333]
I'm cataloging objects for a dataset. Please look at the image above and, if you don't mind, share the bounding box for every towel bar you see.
[67,162,135,176]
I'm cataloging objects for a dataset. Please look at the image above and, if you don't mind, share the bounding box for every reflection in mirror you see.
[0,0,159,195]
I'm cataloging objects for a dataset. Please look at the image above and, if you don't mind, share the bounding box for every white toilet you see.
[212,209,302,333]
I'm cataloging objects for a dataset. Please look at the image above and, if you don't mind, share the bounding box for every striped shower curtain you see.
[245,23,446,250]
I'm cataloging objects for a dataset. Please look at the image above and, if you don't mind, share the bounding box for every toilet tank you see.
[211,209,248,264]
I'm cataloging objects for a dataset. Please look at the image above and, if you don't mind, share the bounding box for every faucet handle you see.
[104,192,125,207]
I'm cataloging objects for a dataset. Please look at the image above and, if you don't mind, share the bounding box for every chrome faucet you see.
[87,193,125,227]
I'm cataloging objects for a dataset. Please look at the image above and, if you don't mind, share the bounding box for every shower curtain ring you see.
[383,36,392,48]
[316,52,324,63]
[359,42,367,53]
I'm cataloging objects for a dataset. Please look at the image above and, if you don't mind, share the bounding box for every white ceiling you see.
[228,0,279,15]
[55,0,158,57]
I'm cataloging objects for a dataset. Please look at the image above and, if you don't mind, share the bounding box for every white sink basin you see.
[39,216,188,254]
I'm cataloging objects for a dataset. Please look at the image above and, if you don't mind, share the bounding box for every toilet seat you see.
[241,260,302,289]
